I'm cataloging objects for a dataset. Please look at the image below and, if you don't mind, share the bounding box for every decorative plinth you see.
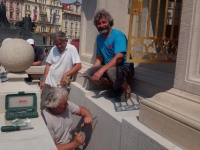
[139,88,200,150]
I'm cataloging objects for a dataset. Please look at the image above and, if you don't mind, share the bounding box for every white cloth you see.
[42,101,79,144]
[45,43,80,87]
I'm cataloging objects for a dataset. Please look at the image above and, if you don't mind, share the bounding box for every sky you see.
[60,0,82,3]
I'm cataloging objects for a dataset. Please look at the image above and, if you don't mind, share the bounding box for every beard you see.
[57,43,67,53]
[98,25,111,35]
[58,48,65,53]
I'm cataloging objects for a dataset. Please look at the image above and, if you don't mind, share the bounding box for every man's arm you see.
[33,47,44,66]
[32,61,42,66]
[54,134,84,150]
[99,53,123,72]
[82,54,103,77]
[92,53,124,81]
[60,63,82,86]
[76,106,93,125]
[93,54,104,67]
[40,63,51,89]
[64,63,82,77]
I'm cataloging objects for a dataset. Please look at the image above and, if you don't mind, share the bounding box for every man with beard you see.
[83,9,134,102]
[40,31,81,110]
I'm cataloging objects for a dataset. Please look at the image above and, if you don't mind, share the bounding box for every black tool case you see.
[5,91,38,120]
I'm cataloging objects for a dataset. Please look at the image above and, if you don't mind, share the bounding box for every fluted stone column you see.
[174,0,200,95]
[139,1,200,150]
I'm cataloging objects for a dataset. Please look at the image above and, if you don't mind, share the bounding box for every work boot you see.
[105,88,123,98]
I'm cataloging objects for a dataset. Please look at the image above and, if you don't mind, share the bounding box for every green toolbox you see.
[5,91,38,120]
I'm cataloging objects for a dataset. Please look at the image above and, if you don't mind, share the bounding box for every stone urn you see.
[0,38,34,72]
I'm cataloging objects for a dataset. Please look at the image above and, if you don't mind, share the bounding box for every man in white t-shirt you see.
[40,31,81,110]
[42,87,93,150]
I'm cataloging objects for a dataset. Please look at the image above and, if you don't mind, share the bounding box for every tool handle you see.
[1,126,20,132]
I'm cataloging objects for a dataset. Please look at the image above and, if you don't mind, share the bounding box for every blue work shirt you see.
[96,28,130,66]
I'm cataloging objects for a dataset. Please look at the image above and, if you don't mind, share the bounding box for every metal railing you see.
[127,0,183,63]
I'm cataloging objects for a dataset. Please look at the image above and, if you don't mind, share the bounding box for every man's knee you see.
[86,66,103,77]
[85,67,94,77]
[107,67,116,79]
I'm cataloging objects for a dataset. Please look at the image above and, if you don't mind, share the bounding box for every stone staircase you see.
[68,67,182,150]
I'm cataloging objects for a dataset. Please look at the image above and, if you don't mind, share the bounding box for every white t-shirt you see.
[45,43,81,87]
[42,101,79,144]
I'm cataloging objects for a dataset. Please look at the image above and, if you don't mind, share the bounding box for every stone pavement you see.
[0,65,56,150]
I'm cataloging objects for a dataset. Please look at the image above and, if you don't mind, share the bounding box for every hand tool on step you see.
[1,126,34,132]
[70,117,97,146]
[70,124,83,136]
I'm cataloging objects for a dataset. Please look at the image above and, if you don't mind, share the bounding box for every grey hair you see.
[44,87,68,108]
[53,31,66,41]
[93,9,114,27]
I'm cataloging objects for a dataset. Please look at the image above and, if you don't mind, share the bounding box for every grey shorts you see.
[86,64,134,90]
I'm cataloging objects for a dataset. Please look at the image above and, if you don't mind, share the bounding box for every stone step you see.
[131,66,175,97]
[121,117,182,150]
[139,88,200,150]
[69,82,182,150]
[77,63,175,97]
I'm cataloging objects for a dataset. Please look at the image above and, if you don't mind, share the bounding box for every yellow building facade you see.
[22,0,62,45]
[62,1,81,43]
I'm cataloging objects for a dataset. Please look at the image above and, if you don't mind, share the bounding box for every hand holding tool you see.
[57,78,70,86]
[1,126,34,132]
[70,124,83,136]
[70,125,85,146]
[69,116,97,135]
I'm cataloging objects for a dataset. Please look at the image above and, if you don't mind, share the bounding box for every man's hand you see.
[84,116,93,125]
[55,133,84,150]
[60,75,68,86]
[92,70,104,82]
[40,81,45,90]
[76,106,93,127]
[82,71,86,77]
[73,133,84,147]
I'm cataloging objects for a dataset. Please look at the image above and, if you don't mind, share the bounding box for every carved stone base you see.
[139,88,200,150]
